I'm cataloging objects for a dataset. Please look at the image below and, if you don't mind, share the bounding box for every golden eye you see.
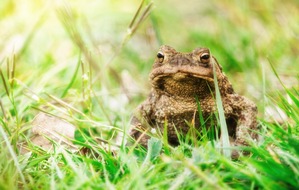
[200,52,210,62]
[157,52,164,63]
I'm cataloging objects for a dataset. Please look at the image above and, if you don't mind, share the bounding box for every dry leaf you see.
[29,112,78,152]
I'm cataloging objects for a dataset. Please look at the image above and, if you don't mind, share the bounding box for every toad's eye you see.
[157,52,164,63]
[200,53,210,62]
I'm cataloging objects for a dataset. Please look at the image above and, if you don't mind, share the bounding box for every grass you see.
[1,0,299,189]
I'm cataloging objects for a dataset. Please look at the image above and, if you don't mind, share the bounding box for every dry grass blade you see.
[104,0,154,67]
[10,55,16,88]
[56,4,99,71]
[36,93,117,131]
[0,69,9,97]
[0,99,6,120]
[96,0,154,86]
[56,4,116,124]
[47,94,85,116]
[128,0,145,29]
[56,3,123,108]
[125,1,154,41]
[131,3,153,35]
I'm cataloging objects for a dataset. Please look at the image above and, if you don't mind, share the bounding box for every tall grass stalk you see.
[212,60,231,158]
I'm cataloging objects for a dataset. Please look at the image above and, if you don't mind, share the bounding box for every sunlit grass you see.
[1,0,299,189]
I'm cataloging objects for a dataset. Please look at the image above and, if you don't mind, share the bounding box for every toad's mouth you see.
[152,72,214,82]
[151,72,215,97]
[151,71,214,85]
[150,65,215,82]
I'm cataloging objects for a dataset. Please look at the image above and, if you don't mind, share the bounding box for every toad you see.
[130,45,258,155]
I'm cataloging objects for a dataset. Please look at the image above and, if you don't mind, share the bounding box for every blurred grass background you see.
[1,0,299,189]
[1,0,298,110]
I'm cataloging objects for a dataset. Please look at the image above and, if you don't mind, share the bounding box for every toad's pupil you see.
[157,52,164,59]
[200,54,210,60]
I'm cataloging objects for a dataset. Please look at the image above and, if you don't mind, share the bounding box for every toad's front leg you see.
[129,100,155,147]
[226,94,258,146]
[130,116,152,147]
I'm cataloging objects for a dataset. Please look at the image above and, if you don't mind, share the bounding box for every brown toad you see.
[130,45,258,152]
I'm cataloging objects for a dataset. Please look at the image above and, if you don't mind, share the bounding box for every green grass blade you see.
[212,61,231,158]
[0,124,26,188]
[61,54,81,98]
